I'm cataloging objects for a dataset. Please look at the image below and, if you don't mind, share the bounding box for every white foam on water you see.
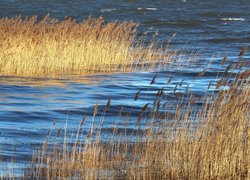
[221,18,245,21]
[146,8,157,11]
[100,8,116,12]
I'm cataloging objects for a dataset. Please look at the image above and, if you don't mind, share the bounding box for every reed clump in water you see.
[0,16,174,77]
[24,57,249,179]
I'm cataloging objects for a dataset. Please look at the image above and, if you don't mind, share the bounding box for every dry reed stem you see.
[21,59,249,179]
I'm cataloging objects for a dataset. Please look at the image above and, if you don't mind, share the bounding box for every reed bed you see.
[18,56,249,179]
[0,16,174,77]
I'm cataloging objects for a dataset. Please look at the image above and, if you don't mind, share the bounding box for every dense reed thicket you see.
[18,57,249,179]
[0,16,174,77]
[0,15,249,179]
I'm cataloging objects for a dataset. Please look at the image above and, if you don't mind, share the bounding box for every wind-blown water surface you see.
[0,0,249,171]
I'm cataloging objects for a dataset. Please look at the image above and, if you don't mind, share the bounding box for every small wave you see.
[100,8,116,12]
[146,8,157,11]
[221,18,245,21]
[137,7,158,11]
[137,7,157,11]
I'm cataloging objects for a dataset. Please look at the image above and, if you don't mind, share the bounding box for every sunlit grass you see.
[0,16,174,77]
[21,57,249,179]
[0,15,249,179]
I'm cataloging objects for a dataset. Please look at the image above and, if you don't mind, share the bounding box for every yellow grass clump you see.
[20,58,249,179]
[0,16,174,77]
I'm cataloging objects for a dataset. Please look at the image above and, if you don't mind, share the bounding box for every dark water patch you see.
[169,70,238,78]
[199,12,246,18]
[142,19,205,28]
[205,37,250,43]
[0,128,43,139]
[0,111,54,123]
[54,104,144,118]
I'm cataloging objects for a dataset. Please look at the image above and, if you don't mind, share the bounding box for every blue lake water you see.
[0,0,250,172]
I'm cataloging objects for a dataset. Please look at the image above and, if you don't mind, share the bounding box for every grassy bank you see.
[18,58,249,179]
[0,16,174,77]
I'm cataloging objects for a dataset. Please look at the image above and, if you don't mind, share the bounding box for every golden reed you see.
[20,59,249,179]
[0,16,173,77]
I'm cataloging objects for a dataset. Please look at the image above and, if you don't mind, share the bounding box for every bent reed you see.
[17,57,249,179]
[0,16,174,77]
